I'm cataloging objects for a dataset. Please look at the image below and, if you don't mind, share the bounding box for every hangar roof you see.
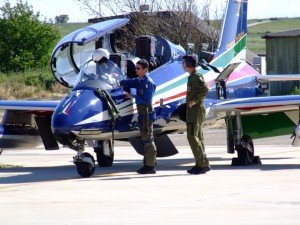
[261,29,300,38]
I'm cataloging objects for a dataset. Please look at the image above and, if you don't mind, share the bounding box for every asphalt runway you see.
[1,129,300,225]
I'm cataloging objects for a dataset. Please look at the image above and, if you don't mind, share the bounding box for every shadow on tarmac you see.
[1,156,299,185]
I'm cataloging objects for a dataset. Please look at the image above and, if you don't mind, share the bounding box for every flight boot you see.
[187,166,197,174]
[137,165,156,174]
[187,166,211,175]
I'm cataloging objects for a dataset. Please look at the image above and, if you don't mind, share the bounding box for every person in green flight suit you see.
[182,55,211,175]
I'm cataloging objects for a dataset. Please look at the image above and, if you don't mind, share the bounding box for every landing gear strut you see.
[232,134,261,166]
[94,139,114,167]
[227,114,261,166]
[73,139,96,177]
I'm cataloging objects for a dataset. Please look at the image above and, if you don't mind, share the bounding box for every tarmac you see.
[0,129,300,225]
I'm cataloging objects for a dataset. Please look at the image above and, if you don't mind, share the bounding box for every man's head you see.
[182,55,197,73]
[135,59,149,78]
[182,55,197,68]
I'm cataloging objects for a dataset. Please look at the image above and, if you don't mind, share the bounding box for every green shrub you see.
[24,68,56,90]
[0,1,60,73]
[290,86,300,95]
[0,67,57,99]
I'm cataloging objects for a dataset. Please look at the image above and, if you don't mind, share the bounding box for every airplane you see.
[1,0,300,177]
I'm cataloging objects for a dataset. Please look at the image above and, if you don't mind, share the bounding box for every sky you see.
[2,0,300,23]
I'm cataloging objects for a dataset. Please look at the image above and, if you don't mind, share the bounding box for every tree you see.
[76,0,224,53]
[0,0,60,73]
[55,14,69,24]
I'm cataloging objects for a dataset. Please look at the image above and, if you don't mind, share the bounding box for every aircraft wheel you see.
[94,140,114,167]
[236,135,254,165]
[76,152,95,177]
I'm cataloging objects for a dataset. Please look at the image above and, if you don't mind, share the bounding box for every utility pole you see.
[99,0,101,17]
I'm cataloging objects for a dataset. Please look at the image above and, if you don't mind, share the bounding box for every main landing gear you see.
[226,114,261,166]
[232,134,261,166]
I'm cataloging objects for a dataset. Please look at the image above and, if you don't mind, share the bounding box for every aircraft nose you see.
[51,89,106,136]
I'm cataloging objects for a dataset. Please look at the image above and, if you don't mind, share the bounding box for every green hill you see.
[54,23,90,37]
[247,18,300,55]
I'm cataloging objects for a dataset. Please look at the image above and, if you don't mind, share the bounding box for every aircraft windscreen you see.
[74,59,124,90]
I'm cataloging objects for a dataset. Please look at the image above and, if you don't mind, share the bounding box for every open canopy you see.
[50,18,129,88]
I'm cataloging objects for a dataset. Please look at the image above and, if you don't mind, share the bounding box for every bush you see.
[0,68,60,99]
[0,1,60,73]
[24,68,56,90]
[290,86,300,95]
[0,73,36,99]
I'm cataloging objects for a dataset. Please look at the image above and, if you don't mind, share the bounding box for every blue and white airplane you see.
[1,0,300,177]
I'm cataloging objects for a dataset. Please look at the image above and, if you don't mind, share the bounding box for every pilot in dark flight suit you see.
[121,59,157,174]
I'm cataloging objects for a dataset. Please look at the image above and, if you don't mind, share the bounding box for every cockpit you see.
[74,59,124,90]
[50,18,186,89]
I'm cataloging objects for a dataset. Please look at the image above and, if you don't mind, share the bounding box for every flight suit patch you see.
[187,85,191,92]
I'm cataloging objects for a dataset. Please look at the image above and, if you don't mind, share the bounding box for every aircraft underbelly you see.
[238,111,298,139]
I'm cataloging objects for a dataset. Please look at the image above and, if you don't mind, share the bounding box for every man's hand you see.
[123,91,133,98]
[188,101,196,108]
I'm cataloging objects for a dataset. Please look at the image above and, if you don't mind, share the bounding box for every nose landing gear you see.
[73,139,96,177]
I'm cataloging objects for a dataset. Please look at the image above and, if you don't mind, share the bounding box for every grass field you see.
[247,18,300,54]
[54,23,90,37]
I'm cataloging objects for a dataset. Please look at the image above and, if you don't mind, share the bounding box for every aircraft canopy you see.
[50,18,129,88]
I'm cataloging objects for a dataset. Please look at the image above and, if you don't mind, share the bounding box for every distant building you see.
[246,49,266,74]
[262,29,300,95]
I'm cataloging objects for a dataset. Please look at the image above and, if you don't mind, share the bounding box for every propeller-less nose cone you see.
[51,90,105,135]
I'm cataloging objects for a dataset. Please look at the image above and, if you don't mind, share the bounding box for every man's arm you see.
[191,75,209,106]
[120,78,138,88]
[121,78,138,98]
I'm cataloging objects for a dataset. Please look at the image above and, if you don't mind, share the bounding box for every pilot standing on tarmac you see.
[121,59,157,174]
[182,55,211,175]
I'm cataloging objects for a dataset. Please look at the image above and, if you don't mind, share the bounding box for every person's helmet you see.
[92,48,110,62]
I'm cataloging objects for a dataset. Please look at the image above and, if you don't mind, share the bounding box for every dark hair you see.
[137,59,149,70]
[182,55,197,68]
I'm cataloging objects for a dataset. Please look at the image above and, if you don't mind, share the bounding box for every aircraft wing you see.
[209,95,300,118]
[257,74,300,82]
[0,100,59,112]
[0,100,60,150]
[207,95,300,143]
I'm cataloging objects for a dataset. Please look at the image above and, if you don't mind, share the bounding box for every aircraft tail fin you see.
[213,0,248,65]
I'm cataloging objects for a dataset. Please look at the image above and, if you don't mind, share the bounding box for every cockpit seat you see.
[109,53,126,72]
[135,35,159,71]
[126,56,140,78]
